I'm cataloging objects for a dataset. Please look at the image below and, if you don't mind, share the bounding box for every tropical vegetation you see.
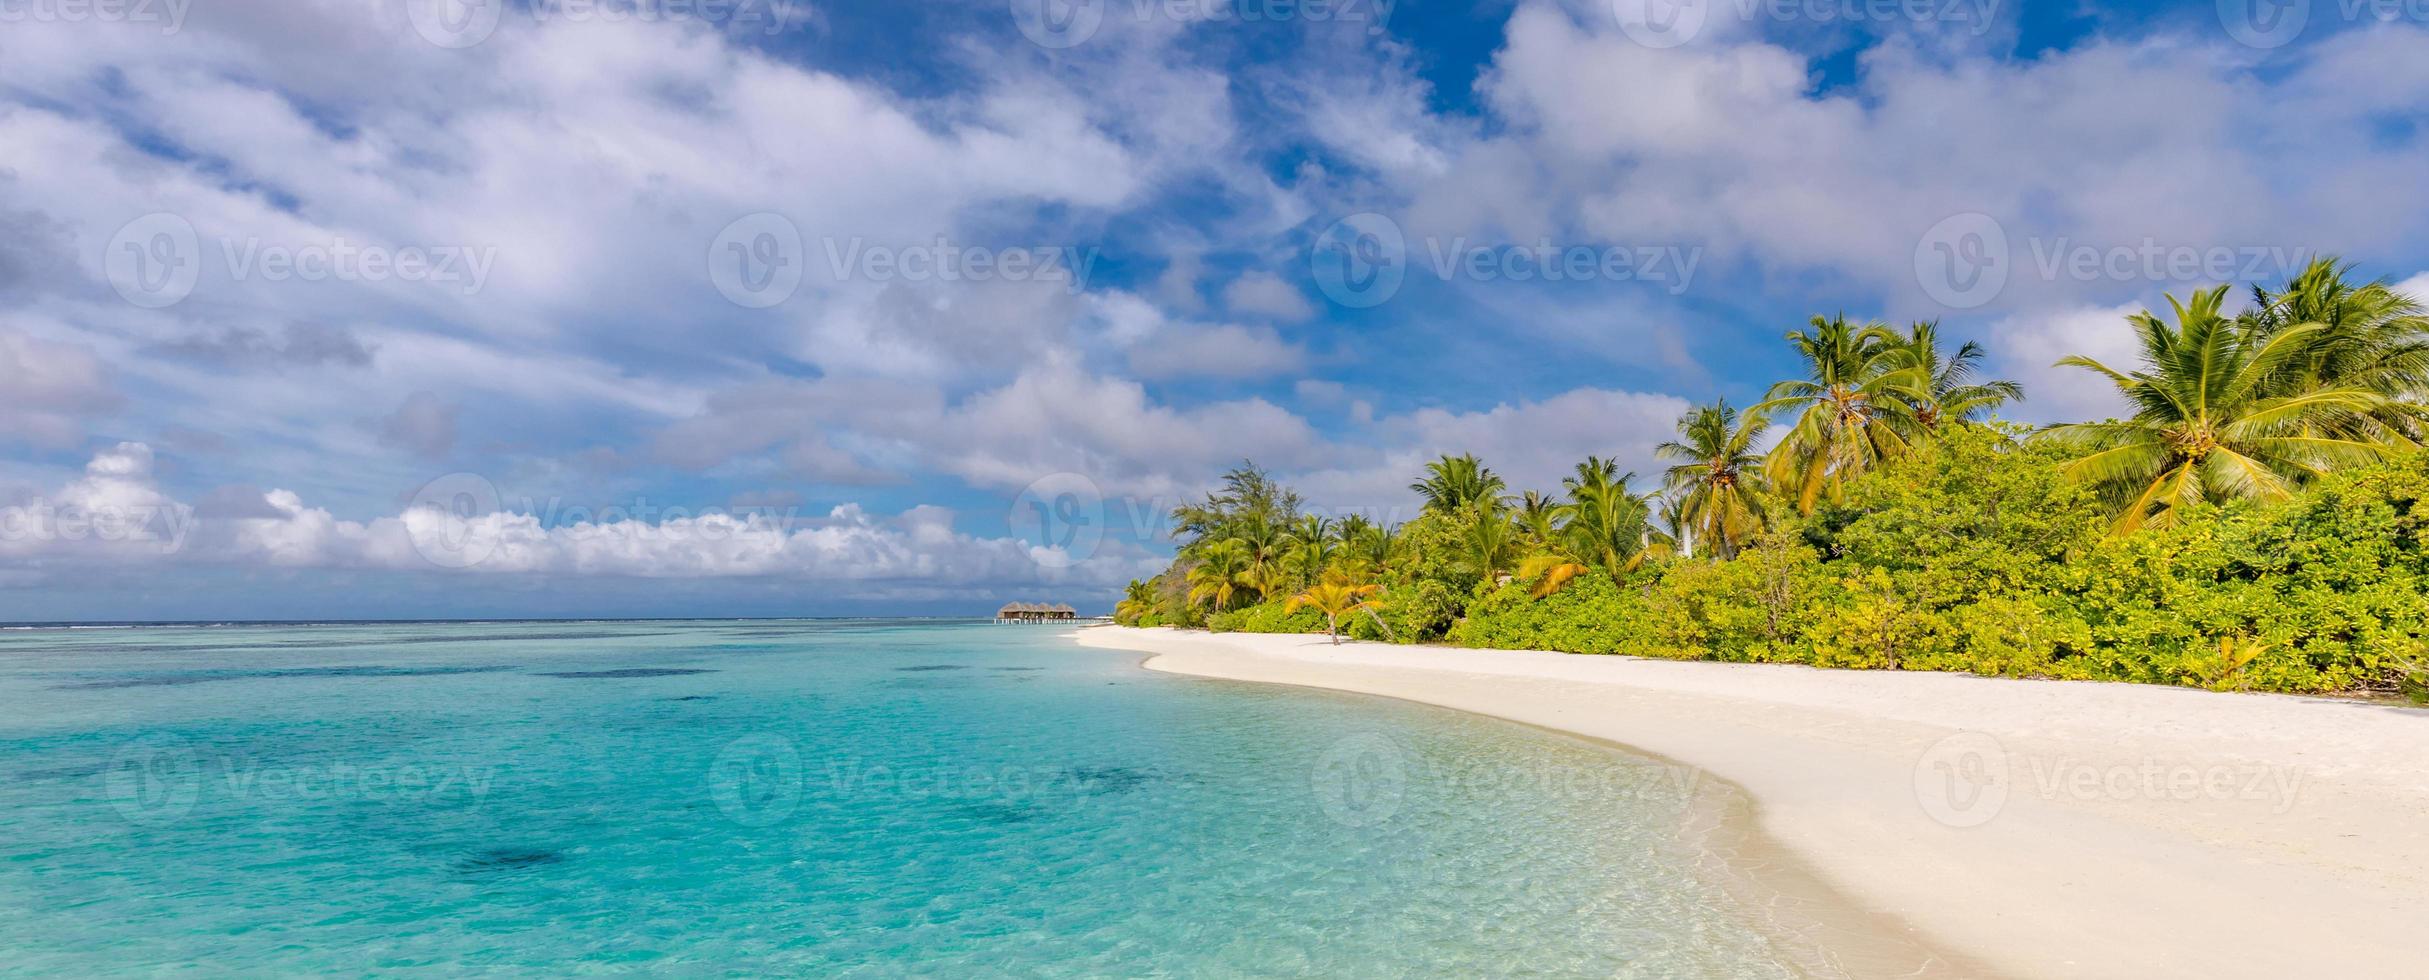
[1112,259,2429,699]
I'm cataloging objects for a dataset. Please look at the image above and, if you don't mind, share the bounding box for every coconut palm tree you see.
[1285,576,1387,644]
[1411,454,1509,515]
[1232,518,1292,599]
[1758,315,1922,513]
[1339,516,1396,578]
[1883,320,2024,434]
[2237,257,2429,436]
[1461,503,1521,583]
[1515,490,1566,548]
[1186,539,1255,613]
[1114,579,1157,624]
[1284,516,1337,592]
[1521,464,1667,596]
[1656,399,1770,559]
[2039,285,2410,535]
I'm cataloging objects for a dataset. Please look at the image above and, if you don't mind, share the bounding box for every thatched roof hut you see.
[997,601,1078,622]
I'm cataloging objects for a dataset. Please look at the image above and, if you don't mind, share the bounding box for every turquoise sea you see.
[0,621,1800,976]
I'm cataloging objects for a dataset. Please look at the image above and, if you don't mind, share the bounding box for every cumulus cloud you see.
[0,330,120,448]
[1291,387,1694,515]
[0,444,1158,591]
[1221,271,1315,322]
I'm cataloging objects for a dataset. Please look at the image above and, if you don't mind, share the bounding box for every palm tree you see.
[1758,315,1921,513]
[1339,516,1396,578]
[1114,579,1156,624]
[1657,400,1770,560]
[2039,285,2410,535]
[1284,517,1336,592]
[1285,576,1387,644]
[1461,503,1521,583]
[1232,518,1292,600]
[1883,320,2023,433]
[1411,454,1509,515]
[1521,464,1667,596]
[1186,539,1255,613]
[2237,257,2429,436]
[1515,491,1566,548]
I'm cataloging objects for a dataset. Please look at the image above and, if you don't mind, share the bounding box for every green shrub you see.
[1208,599,1325,635]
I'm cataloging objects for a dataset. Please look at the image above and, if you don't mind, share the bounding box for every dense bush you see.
[1208,599,1324,635]
[1443,434,2429,695]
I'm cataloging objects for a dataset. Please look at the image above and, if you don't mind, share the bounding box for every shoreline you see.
[1073,626,2429,979]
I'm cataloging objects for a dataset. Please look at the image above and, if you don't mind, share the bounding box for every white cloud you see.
[1125,323,1307,380]
[1221,271,1315,322]
[0,443,1160,590]
[1292,387,1693,515]
[0,330,118,448]
[1987,302,2144,424]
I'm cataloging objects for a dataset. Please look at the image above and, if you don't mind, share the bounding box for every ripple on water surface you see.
[0,621,1800,977]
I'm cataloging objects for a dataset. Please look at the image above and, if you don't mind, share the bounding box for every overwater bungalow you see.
[996,602,1078,623]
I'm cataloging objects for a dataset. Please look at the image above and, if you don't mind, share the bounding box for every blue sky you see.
[3,0,2427,620]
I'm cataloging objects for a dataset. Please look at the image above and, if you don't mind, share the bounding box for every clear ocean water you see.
[0,621,1798,976]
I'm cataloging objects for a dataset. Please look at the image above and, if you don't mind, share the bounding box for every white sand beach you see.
[1074,626,2429,979]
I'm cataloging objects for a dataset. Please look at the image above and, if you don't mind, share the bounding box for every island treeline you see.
[1114,258,2429,698]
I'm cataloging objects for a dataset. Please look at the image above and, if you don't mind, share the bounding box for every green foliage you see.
[1208,599,1325,636]
[1127,262,2429,697]
[1449,572,1645,654]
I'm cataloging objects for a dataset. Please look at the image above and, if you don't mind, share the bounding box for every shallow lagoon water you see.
[0,621,1797,976]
